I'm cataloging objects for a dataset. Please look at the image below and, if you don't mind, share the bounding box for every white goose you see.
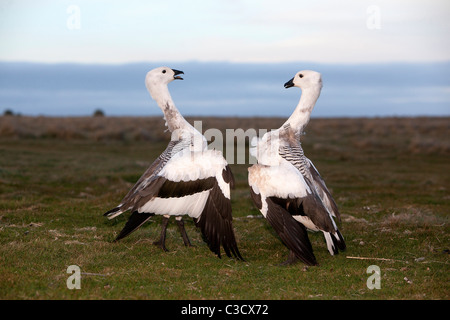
[248,70,345,266]
[104,67,243,260]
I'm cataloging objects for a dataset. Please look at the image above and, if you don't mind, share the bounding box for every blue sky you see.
[1,61,449,117]
[1,0,449,64]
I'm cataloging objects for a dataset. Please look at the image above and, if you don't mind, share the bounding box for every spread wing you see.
[104,139,189,219]
[104,140,243,260]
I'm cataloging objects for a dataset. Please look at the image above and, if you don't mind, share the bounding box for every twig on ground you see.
[346,256,408,263]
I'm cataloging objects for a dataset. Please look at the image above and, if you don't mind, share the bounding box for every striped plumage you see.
[248,70,345,266]
[104,67,243,260]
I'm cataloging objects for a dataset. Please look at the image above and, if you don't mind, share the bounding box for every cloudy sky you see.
[0,1,449,117]
[1,0,449,64]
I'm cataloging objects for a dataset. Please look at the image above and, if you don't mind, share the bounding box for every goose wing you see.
[278,138,340,222]
[194,165,243,260]
[278,139,345,254]
[105,142,243,260]
[103,139,190,219]
[249,182,317,266]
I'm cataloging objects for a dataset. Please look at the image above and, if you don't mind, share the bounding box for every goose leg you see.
[153,215,170,252]
[280,250,299,266]
[176,216,194,247]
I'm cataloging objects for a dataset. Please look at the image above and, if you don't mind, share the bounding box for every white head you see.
[145,66,184,100]
[284,70,322,91]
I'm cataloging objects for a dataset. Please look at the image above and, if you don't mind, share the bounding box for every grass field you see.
[0,116,449,300]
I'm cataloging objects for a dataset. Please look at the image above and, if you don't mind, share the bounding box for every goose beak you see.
[284,77,294,88]
[172,69,184,80]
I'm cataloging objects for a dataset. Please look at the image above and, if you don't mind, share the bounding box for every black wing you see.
[104,139,186,218]
[250,186,317,266]
[265,196,317,266]
[114,211,154,241]
[113,176,218,241]
[194,167,244,260]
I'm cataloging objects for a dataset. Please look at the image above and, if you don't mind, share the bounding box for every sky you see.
[1,61,449,117]
[0,1,449,117]
[1,0,449,64]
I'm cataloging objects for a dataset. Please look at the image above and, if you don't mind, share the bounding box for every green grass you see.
[0,117,449,300]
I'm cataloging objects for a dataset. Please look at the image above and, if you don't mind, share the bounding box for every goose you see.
[248,70,345,266]
[104,67,243,260]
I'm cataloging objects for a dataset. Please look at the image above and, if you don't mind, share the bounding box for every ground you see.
[0,116,448,299]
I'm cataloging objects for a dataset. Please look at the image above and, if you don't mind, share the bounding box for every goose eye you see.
[162,70,166,74]
[299,74,303,78]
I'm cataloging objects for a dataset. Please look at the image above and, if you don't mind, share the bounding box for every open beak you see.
[284,77,294,88]
[172,69,184,80]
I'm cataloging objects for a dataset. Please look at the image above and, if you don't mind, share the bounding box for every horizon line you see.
[2,113,449,119]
